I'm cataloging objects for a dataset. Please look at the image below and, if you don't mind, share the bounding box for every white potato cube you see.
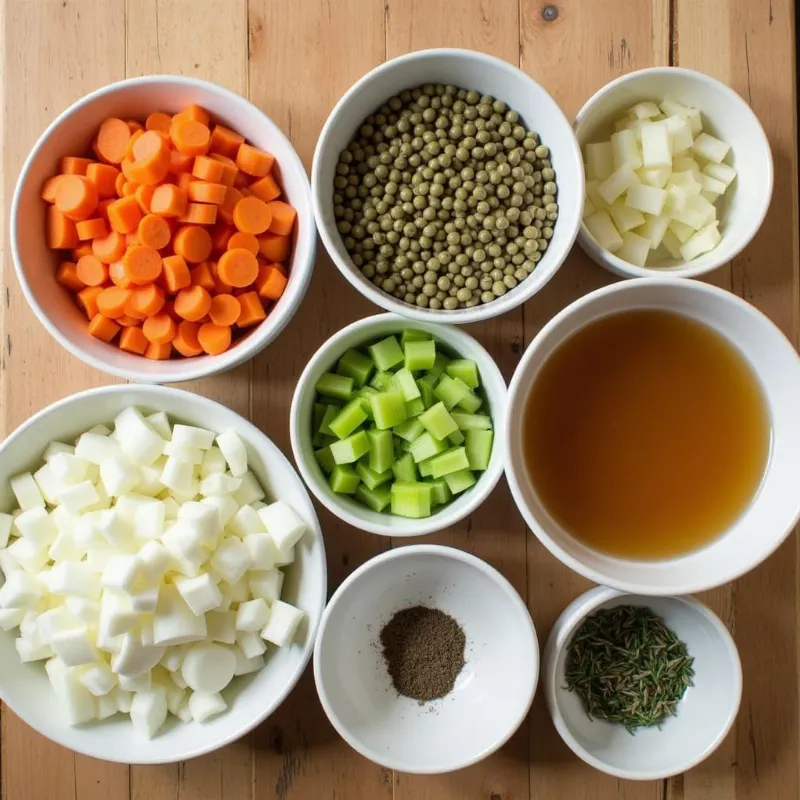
[275,543,295,567]
[163,442,204,465]
[0,607,26,630]
[585,210,623,252]
[99,590,140,637]
[101,555,144,594]
[610,129,642,169]
[49,531,84,563]
[86,545,117,574]
[665,115,693,154]
[10,472,45,510]
[80,661,117,696]
[49,562,100,599]
[232,471,265,507]
[114,408,165,466]
[616,231,652,267]
[175,573,223,616]
[160,457,196,495]
[199,473,241,497]
[189,691,227,723]
[160,646,187,672]
[692,132,731,164]
[0,570,42,609]
[702,162,736,187]
[162,496,181,520]
[662,228,686,258]
[636,166,670,189]
[97,692,118,720]
[100,456,140,497]
[206,610,236,644]
[181,642,236,693]
[640,121,671,167]
[111,631,165,678]
[177,501,220,545]
[75,433,122,465]
[47,658,97,725]
[607,201,645,235]
[201,446,227,478]
[210,537,252,585]
[118,672,151,692]
[669,170,702,196]
[144,411,172,441]
[258,501,307,552]
[171,425,215,450]
[249,569,284,605]
[64,596,100,624]
[137,540,171,582]
[232,647,265,676]
[700,174,727,196]
[87,424,112,437]
[14,506,57,548]
[162,521,207,565]
[223,575,250,603]
[200,495,239,528]
[215,430,248,478]
[625,184,667,216]
[7,537,49,573]
[630,101,661,119]
[228,505,266,538]
[57,481,100,514]
[582,195,595,218]
[50,625,97,667]
[635,214,670,250]
[598,163,639,205]
[261,601,304,647]
[236,598,270,632]
[0,513,13,548]
[130,584,160,613]
[44,441,74,461]
[134,499,166,541]
[670,194,716,230]
[33,463,61,505]
[244,533,279,571]
[680,221,721,261]
[153,585,208,647]
[95,509,136,552]
[130,687,168,739]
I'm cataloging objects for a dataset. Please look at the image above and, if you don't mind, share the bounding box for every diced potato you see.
[617,232,651,266]
[668,170,702,195]
[692,132,731,164]
[664,116,694,155]
[637,166,671,189]
[630,101,662,119]
[701,174,727,196]
[659,98,689,117]
[585,142,614,180]
[640,121,671,168]
[586,180,608,211]
[672,155,702,178]
[668,218,696,244]
[608,201,646,233]
[584,210,624,253]
[598,163,640,205]
[703,162,737,187]
[661,228,684,258]
[625,184,667,216]
[610,129,642,170]
[635,214,670,249]
[680,221,721,260]
[670,194,716,230]
[583,195,596,219]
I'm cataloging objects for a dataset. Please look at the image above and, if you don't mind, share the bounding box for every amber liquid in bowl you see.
[522,309,770,559]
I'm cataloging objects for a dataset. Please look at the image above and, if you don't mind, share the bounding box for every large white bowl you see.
[544,586,741,780]
[312,48,584,324]
[575,67,773,279]
[505,277,800,594]
[0,384,327,764]
[290,313,507,537]
[11,75,316,383]
[314,544,538,774]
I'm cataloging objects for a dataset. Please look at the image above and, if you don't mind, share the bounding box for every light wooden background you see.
[1,1,797,798]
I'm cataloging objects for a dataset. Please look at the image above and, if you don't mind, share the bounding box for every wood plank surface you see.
[0,1,797,799]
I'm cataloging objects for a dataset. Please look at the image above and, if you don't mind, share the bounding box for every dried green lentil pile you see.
[333,84,559,311]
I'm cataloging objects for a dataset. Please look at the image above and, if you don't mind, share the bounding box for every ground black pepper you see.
[379,605,466,702]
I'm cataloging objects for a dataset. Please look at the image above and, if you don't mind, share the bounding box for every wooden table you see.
[1,1,797,798]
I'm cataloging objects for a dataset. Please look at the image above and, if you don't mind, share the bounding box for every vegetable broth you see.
[522,309,770,558]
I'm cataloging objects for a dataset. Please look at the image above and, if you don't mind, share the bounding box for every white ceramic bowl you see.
[312,48,584,324]
[505,277,800,594]
[290,312,507,536]
[544,586,741,780]
[0,384,327,764]
[314,544,538,774]
[575,67,772,278]
[11,75,316,383]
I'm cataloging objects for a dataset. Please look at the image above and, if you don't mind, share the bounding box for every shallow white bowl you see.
[312,48,584,324]
[575,67,773,278]
[11,75,316,383]
[505,277,800,594]
[290,312,506,536]
[314,544,538,774]
[0,384,327,764]
[544,586,741,780]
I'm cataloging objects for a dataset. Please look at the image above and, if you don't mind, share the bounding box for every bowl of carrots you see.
[11,75,315,382]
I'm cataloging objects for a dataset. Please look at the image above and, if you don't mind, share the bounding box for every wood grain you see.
[0,0,797,798]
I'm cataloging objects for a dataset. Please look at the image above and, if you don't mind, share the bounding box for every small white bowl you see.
[505,277,800,594]
[312,48,584,324]
[575,67,773,279]
[0,384,327,764]
[290,312,506,537]
[314,544,538,774]
[544,586,742,780]
[11,75,316,383]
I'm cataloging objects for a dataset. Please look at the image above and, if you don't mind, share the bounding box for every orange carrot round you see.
[197,322,232,355]
[138,214,171,250]
[107,195,143,234]
[76,255,108,287]
[129,131,171,186]
[171,119,211,157]
[188,181,227,205]
[227,231,259,255]
[123,245,162,284]
[126,284,166,318]
[60,156,92,176]
[77,286,104,319]
[91,230,127,263]
[236,291,267,327]
[145,112,173,134]
[119,326,149,355]
[174,285,212,322]
[42,175,68,204]
[169,149,195,174]
[88,314,121,342]
[86,163,120,198]
[75,217,108,240]
[173,225,212,264]
[142,313,177,344]
[55,175,99,221]
[209,294,241,327]
[209,125,244,159]
[217,248,258,288]
[235,143,274,177]
[95,118,132,164]
[218,187,243,224]
[109,261,133,289]
[55,262,85,292]
[173,320,203,357]
[161,254,191,293]
[96,286,132,319]
[145,341,173,360]
[232,196,272,234]
[150,184,188,218]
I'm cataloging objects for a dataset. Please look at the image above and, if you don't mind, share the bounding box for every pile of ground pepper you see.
[379,605,466,702]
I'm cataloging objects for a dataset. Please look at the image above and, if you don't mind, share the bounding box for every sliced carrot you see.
[121,181,140,197]
[75,216,107,240]
[55,175,98,221]
[191,156,225,183]
[217,247,258,288]
[96,286,132,319]
[114,171,127,197]
[116,314,142,327]
[88,314,121,342]
[76,255,108,287]
[119,326,149,355]
[162,254,191,293]
[145,341,173,360]
[265,201,297,236]
[47,206,79,249]
[97,199,113,220]
[233,171,251,190]
[271,261,287,276]
[227,231,259,255]
[256,263,288,300]
[248,174,281,203]
[197,322,232,355]
[135,184,156,214]
[175,104,210,126]
[109,260,133,289]
[72,243,94,260]
[95,118,132,165]
[209,260,233,294]
[209,154,238,187]
[232,196,272,235]
[218,187,243,224]
[77,285,103,319]
[86,163,120,198]
[126,284,166,318]
[142,313,177,344]
[174,285,212,322]
[188,181,227,205]
[150,184,188,218]
[190,261,215,292]
[167,149,193,175]
[145,112,173,135]
[178,202,217,226]
[129,131,171,185]
[210,222,234,252]
[209,293,241,326]
[176,172,194,193]
[55,262,84,292]
[235,143,274,177]
[173,320,203,357]
[126,120,144,134]
[138,214,171,250]
[209,125,244,159]
[92,230,127,263]
[107,195,143,234]
[236,291,267,327]
[123,245,162,284]
[173,225,212,263]
[126,231,141,247]
[171,118,211,157]
[41,175,67,203]
[124,129,145,161]
[61,156,93,176]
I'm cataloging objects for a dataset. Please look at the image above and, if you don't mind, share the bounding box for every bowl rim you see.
[574,65,774,279]
[289,311,507,536]
[311,47,585,325]
[0,383,327,764]
[313,543,539,774]
[542,585,743,780]
[504,275,800,595]
[10,74,317,384]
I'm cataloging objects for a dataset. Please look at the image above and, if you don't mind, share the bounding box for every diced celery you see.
[356,460,393,490]
[393,418,425,442]
[356,388,377,419]
[427,352,451,382]
[429,447,470,479]
[453,379,483,413]
[329,399,368,440]
[390,481,432,518]
[401,329,432,345]
[370,371,396,391]
[451,412,492,431]
[336,348,374,388]
[329,465,360,494]
[418,401,458,440]
[409,432,448,463]
[393,367,421,401]
[315,372,354,401]
[404,339,436,371]
[370,392,407,430]
[367,429,394,473]
[434,375,470,410]
[314,446,336,475]
[448,429,465,446]
[444,468,476,494]
[417,377,437,409]
[313,403,327,431]
[330,430,372,464]
[465,429,493,471]
[445,359,479,389]
[311,430,336,448]
[405,397,426,417]
[427,478,452,507]
[354,483,391,512]
[319,404,340,436]
[368,336,404,371]
[418,457,435,478]
[392,452,418,482]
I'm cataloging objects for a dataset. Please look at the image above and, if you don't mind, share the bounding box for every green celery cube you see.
[409,431,448,463]
[393,418,425,442]
[466,429,493,471]
[368,336,404,371]
[314,446,336,474]
[417,377,437,409]
[427,352,451,381]
[453,379,483,413]
[367,429,394,473]
[319,405,340,436]
[390,481,432,518]
[392,452,417,482]
[429,447,470,479]
[336,348,374,388]
[393,367,421,401]
[418,401,458,440]
[448,430,465,446]
[401,330,431,345]
[315,372,354,401]
[356,460,393,490]
[404,340,436,371]
[370,392,407,430]
[329,465,360,494]
[313,403,327,431]
[445,359,479,389]
[354,483,391,512]
[329,399,368,440]
[311,430,336,448]
[434,374,470,410]
[427,478,452,506]
[330,430,372,464]
[405,397,426,417]
[418,457,434,478]
[444,468,476,494]
[370,371,396,391]
[451,412,493,431]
